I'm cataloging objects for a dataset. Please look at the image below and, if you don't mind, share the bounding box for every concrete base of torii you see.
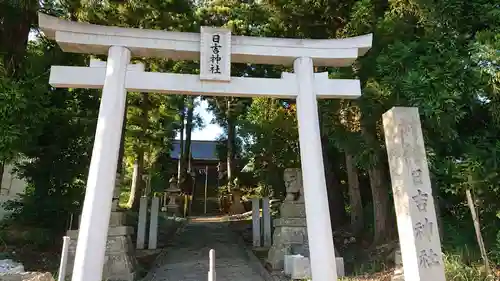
[65,211,137,281]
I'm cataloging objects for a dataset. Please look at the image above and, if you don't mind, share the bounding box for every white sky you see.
[176,99,223,141]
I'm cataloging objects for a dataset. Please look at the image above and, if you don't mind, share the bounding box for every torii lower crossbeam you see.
[49,65,361,99]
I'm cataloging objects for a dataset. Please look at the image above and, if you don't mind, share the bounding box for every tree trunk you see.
[466,176,491,276]
[428,171,445,239]
[127,93,148,210]
[0,162,4,187]
[360,122,391,244]
[0,2,35,78]
[177,112,185,184]
[345,152,364,234]
[127,154,144,210]
[435,194,444,240]
[321,138,347,229]
[369,165,390,244]
[112,103,128,211]
[117,105,127,176]
[226,100,236,191]
[181,97,194,193]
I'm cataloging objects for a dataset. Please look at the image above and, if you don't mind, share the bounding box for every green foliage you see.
[0,221,55,250]
[239,98,300,197]
[444,253,493,281]
[492,231,500,264]
[0,36,99,232]
[341,253,494,281]
[0,44,51,162]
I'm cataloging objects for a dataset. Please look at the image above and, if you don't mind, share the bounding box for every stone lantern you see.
[229,178,246,215]
[166,176,181,215]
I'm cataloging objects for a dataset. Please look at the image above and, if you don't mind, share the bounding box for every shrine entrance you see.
[39,13,372,281]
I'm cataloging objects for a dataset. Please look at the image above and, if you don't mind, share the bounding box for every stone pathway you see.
[141,216,270,281]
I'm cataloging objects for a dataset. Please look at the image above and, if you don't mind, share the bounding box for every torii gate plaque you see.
[39,13,372,281]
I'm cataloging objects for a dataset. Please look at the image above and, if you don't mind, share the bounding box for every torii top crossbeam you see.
[39,13,372,67]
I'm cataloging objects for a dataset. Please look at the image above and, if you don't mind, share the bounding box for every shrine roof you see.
[38,13,372,67]
[170,140,219,161]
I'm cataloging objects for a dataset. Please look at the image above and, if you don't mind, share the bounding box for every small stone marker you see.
[262,197,272,247]
[57,236,70,281]
[252,198,261,247]
[284,255,345,279]
[383,107,446,281]
[200,26,231,82]
[289,255,311,280]
[148,197,159,250]
[137,196,148,249]
[208,249,216,281]
[335,257,345,277]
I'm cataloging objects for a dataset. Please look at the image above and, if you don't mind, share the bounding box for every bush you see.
[491,230,500,264]
[444,253,494,281]
[338,251,496,281]
[0,222,56,250]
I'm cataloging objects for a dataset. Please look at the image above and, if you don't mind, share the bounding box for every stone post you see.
[383,107,446,281]
[252,198,261,247]
[137,196,148,249]
[208,249,216,281]
[57,236,70,281]
[148,197,159,250]
[71,46,130,281]
[262,197,272,247]
[294,57,338,281]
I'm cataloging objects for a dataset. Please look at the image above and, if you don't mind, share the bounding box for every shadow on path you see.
[140,216,268,281]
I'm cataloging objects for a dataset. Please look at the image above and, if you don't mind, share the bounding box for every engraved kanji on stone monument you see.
[412,168,423,185]
[200,26,231,81]
[412,189,429,212]
[418,249,441,268]
[414,218,434,241]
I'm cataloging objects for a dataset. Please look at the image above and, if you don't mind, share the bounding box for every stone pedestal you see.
[391,248,404,281]
[166,203,180,215]
[267,200,342,275]
[165,193,180,215]
[66,212,136,281]
[229,189,246,215]
[267,201,309,271]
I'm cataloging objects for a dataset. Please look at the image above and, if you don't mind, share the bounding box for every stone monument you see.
[267,168,309,271]
[65,174,136,281]
[383,107,446,281]
[165,175,181,215]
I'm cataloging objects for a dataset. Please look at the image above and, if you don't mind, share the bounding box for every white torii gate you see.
[38,13,372,281]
